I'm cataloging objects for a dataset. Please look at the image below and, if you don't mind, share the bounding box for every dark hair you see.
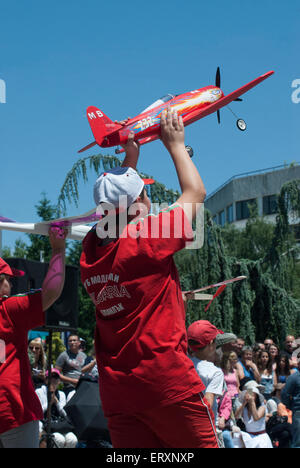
[244,389,263,409]
[239,377,251,390]
[68,334,79,341]
[188,339,204,354]
[253,343,264,353]
[275,352,291,377]
[139,187,146,199]
[253,392,262,408]
[257,349,273,374]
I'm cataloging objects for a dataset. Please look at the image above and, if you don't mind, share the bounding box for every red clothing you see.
[80,205,205,416]
[108,393,219,448]
[0,291,44,434]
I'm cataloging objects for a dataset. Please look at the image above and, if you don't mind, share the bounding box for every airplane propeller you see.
[215,67,242,124]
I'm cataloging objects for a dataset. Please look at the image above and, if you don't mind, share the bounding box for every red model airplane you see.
[78,68,274,155]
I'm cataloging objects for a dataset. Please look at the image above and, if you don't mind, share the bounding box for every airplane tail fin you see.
[78,106,122,153]
[85,106,121,147]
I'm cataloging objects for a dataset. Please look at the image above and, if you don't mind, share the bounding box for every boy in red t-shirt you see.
[80,109,219,448]
[0,227,67,448]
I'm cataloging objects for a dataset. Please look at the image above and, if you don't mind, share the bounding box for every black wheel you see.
[186,145,194,157]
[236,119,247,131]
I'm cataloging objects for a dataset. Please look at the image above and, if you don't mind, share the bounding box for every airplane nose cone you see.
[211,88,224,100]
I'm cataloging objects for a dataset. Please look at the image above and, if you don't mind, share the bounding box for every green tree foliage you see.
[13,239,28,258]
[2,238,30,259]
[50,332,66,365]
[25,193,59,262]
[2,193,60,261]
[265,180,300,294]
[57,155,122,215]
[1,246,12,258]
[221,203,275,262]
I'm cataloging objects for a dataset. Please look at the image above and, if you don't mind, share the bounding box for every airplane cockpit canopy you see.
[141,94,175,113]
[159,94,175,103]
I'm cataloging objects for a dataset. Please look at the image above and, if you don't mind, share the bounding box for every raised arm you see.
[247,394,266,421]
[160,108,206,223]
[42,227,67,311]
[117,118,140,170]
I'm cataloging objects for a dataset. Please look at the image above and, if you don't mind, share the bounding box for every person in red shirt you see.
[80,109,219,448]
[0,227,67,448]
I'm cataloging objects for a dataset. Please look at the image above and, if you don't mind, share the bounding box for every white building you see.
[204,163,300,238]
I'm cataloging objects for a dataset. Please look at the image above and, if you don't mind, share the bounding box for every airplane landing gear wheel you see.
[237,119,247,131]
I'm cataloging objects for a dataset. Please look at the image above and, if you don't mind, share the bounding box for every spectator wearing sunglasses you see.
[28,338,47,389]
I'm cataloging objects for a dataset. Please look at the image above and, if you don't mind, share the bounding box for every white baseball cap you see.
[93,166,154,209]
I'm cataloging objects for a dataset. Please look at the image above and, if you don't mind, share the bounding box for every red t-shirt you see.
[0,290,44,434]
[80,204,205,415]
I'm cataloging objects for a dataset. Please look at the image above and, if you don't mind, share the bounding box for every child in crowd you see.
[187,319,225,446]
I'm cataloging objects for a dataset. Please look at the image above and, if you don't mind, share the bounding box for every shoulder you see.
[58,390,66,401]
[56,351,68,361]
[36,385,47,396]
[196,360,221,376]
[208,363,224,379]
[287,371,300,384]
[1,290,43,330]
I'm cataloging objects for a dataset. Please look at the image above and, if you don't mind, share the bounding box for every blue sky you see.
[0,0,299,251]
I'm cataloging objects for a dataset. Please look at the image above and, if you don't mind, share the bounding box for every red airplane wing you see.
[182,71,274,126]
[184,276,247,294]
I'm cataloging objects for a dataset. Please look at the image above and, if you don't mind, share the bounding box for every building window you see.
[218,210,225,226]
[263,194,278,215]
[226,204,234,223]
[212,215,217,224]
[236,199,256,220]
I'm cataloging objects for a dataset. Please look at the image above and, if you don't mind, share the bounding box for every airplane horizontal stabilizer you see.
[78,141,97,153]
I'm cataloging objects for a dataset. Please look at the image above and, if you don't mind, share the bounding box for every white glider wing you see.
[0,209,100,241]
[0,221,91,241]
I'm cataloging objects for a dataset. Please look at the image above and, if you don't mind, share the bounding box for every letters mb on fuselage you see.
[0,79,6,103]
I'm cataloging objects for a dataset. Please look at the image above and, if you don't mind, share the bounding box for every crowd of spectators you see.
[187,328,300,448]
[27,331,300,449]
[28,334,99,448]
